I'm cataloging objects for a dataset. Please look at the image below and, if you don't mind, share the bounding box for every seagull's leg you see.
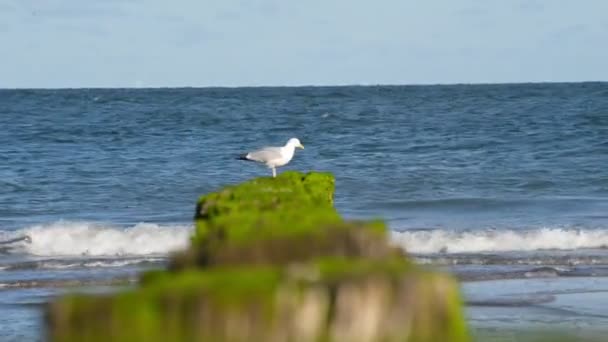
[272,167,276,178]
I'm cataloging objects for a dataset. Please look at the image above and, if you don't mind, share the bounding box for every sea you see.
[1,83,607,340]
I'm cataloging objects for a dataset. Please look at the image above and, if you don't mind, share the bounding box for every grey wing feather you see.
[246,147,282,162]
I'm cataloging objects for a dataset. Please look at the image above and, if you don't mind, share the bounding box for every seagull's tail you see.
[237,154,250,161]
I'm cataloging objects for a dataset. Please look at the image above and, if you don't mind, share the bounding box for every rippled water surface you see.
[1,83,608,338]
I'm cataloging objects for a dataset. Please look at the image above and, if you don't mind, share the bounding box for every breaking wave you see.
[0,221,192,257]
[390,227,608,254]
[0,258,166,271]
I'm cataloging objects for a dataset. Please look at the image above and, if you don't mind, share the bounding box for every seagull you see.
[238,138,305,177]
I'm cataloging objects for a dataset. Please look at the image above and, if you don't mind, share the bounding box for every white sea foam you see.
[390,228,608,254]
[35,258,165,269]
[12,221,193,257]
[7,221,608,258]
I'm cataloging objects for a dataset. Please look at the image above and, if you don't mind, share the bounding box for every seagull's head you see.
[287,137,304,149]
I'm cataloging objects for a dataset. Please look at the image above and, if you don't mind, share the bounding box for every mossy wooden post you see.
[46,171,470,342]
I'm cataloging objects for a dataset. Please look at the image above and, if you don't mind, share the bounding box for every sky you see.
[1,0,607,88]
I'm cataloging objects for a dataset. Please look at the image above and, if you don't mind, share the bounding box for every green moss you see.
[47,171,471,342]
[175,220,395,270]
[194,171,335,221]
[148,268,270,288]
[183,172,393,269]
[48,267,283,342]
[191,171,339,251]
[194,207,342,244]
[50,262,470,342]
[313,256,411,283]
[436,274,470,342]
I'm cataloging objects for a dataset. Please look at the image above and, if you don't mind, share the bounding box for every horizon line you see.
[1,80,606,91]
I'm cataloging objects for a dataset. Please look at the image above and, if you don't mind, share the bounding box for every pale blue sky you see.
[1,0,607,88]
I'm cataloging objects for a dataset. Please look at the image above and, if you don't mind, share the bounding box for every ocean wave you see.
[413,253,608,266]
[0,277,136,289]
[1,221,192,257]
[465,293,557,306]
[0,258,166,271]
[390,227,608,254]
[455,265,608,282]
[4,222,608,261]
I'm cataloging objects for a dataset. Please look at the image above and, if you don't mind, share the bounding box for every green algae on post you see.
[46,171,471,342]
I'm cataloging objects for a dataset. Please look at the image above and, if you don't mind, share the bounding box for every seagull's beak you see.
[297,143,304,149]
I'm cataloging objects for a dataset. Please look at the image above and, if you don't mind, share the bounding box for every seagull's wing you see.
[245,147,283,163]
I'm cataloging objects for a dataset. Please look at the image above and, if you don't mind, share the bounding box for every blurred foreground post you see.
[46,171,469,342]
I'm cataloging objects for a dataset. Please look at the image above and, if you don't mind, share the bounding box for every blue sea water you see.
[1,82,608,339]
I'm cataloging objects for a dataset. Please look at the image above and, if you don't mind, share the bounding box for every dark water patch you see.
[379,198,532,211]
[0,276,136,289]
[453,265,608,282]
[413,253,608,266]
[0,257,166,271]
[466,294,556,307]
[517,180,556,191]
[0,236,30,246]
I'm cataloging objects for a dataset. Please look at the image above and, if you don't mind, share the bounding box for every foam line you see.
[4,221,193,257]
[390,228,608,254]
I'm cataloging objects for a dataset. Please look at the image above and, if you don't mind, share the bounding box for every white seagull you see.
[238,138,305,177]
